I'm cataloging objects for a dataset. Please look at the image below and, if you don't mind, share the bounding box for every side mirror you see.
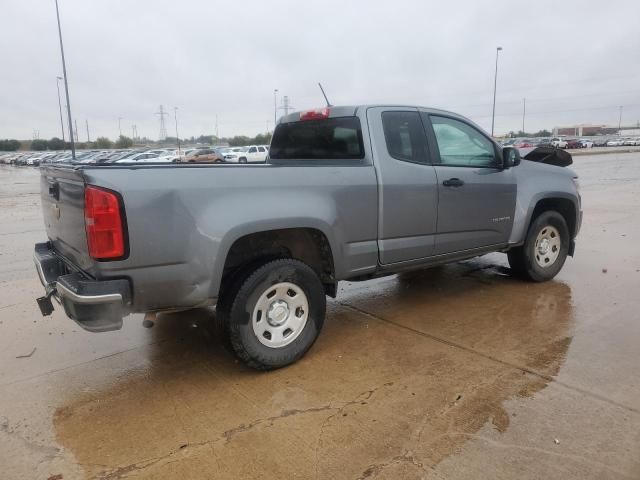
[502,146,521,169]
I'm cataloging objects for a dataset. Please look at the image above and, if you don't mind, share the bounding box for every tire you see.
[508,211,570,282]
[217,259,326,370]
[239,157,247,164]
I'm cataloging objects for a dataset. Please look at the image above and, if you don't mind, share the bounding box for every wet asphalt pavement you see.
[0,154,639,479]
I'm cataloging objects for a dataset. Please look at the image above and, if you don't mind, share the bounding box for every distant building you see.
[553,124,609,136]
[619,128,640,136]
[553,124,640,136]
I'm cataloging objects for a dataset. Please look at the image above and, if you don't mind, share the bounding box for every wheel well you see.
[531,198,577,237]
[221,228,336,295]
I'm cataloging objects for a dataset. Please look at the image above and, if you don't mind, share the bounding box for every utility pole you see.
[54,0,76,159]
[85,119,90,142]
[173,107,181,155]
[56,76,65,144]
[522,98,526,134]
[132,125,137,143]
[74,119,79,142]
[156,105,168,141]
[273,89,279,128]
[491,46,503,137]
[215,115,219,140]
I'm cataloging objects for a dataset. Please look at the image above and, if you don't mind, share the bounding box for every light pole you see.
[273,89,279,131]
[174,107,181,155]
[54,0,75,159]
[55,76,65,145]
[118,117,123,137]
[618,105,623,133]
[491,46,503,137]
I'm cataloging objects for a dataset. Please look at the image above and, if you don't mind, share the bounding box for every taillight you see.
[299,108,330,121]
[84,185,125,259]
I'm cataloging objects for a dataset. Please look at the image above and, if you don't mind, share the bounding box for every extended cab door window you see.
[381,111,429,164]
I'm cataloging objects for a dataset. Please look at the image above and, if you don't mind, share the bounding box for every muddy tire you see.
[217,259,326,370]
[508,211,570,282]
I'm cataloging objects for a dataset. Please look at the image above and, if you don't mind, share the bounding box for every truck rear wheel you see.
[217,259,326,370]
[508,210,570,282]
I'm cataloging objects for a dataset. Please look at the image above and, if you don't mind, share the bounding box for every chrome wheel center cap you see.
[538,238,550,254]
[267,300,290,326]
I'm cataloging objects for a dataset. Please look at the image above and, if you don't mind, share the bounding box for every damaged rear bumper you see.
[33,242,130,332]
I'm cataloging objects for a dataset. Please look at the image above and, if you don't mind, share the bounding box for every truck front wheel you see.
[217,259,326,370]
[508,211,570,282]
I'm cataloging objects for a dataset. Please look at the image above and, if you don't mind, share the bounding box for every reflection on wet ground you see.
[1,155,640,479]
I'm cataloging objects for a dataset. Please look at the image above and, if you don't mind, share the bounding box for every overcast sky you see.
[2,0,640,140]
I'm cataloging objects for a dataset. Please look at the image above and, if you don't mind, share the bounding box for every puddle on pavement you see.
[53,259,574,479]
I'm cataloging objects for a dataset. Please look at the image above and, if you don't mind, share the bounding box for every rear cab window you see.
[270,117,364,161]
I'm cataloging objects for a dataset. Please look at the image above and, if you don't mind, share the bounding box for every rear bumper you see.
[34,242,131,332]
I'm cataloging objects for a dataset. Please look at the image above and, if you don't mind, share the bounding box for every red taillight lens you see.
[84,185,125,259]
[299,108,330,121]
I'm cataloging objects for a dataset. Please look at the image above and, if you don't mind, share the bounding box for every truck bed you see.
[39,162,379,312]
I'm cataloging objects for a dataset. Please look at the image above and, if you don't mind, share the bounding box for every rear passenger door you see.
[422,113,517,255]
[367,107,439,264]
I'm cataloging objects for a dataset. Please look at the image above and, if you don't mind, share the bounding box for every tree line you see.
[505,129,552,138]
[0,139,22,151]
[1,132,273,152]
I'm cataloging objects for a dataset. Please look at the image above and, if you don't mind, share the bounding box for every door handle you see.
[442,178,464,187]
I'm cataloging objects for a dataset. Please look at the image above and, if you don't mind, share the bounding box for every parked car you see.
[183,148,224,163]
[222,147,249,162]
[593,138,609,147]
[34,104,582,370]
[550,137,568,148]
[114,152,160,163]
[579,139,594,148]
[622,137,639,146]
[224,145,269,163]
[606,138,625,146]
[565,139,583,149]
[514,139,535,148]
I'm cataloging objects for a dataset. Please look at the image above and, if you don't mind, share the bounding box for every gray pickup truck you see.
[34,105,582,369]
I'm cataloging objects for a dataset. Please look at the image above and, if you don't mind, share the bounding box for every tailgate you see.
[40,166,94,271]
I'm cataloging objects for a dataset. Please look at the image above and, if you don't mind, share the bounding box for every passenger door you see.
[367,107,439,264]
[257,146,267,161]
[422,113,517,255]
[247,146,259,161]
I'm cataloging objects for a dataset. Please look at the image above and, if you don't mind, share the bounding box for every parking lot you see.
[1,152,639,479]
